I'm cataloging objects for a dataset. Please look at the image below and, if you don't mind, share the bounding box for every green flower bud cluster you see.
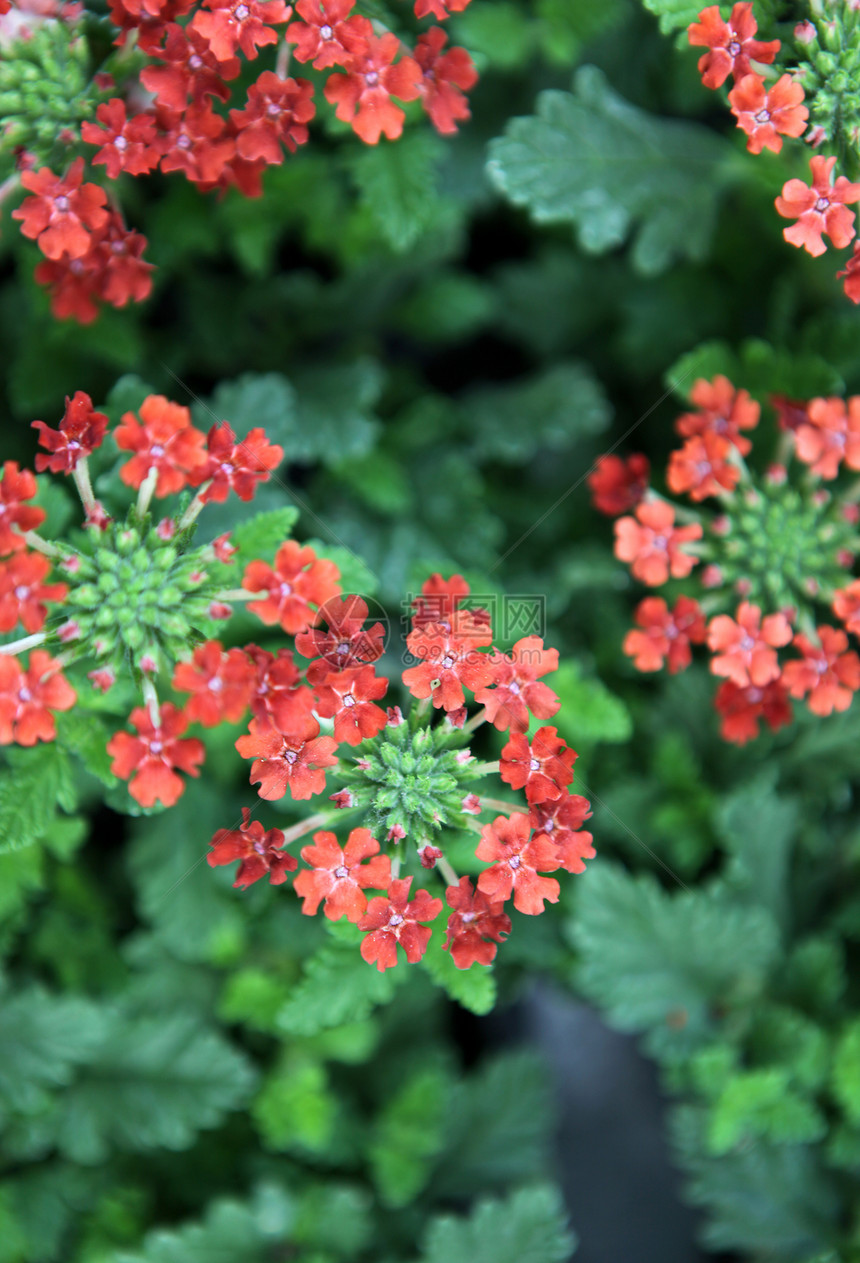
[711,477,857,612]
[339,717,476,843]
[0,18,95,170]
[59,518,225,679]
[796,1,860,175]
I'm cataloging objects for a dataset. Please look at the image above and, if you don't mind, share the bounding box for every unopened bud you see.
[418,844,443,869]
[88,667,115,692]
[329,789,354,809]
[461,793,482,815]
[386,705,404,726]
[209,601,232,619]
[701,564,723,589]
[387,824,406,843]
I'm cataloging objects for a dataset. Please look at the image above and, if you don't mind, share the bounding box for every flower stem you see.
[437,855,459,887]
[136,466,159,519]
[214,588,257,601]
[18,530,62,559]
[177,487,210,531]
[471,760,500,776]
[280,811,331,846]
[463,707,487,734]
[142,677,161,727]
[72,458,97,514]
[479,796,520,815]
[0,631,46,656]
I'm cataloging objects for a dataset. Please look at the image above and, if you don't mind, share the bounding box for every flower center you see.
[529,757,541,772]
[334,865,349,879]
[54,194,71,214]
[149,740,163,755]
[17,687,31,703]
[461,911,477,923]
[234,3,250,19]
[177,134,192,150]
[365,70,380,86]
[14,585,30,600]
[388,912,404,928]
[441,653,455,669]
[754,108,771,125]
[508,681,521,694]
[115,135,129,151]
[728,38,741,55]
[320,22,333,38]
[208,676,223,691]
[150,444,165,458]
[652,534,668,549]
[279,582,293,597]
[509,855,522,870]
[740,634,755,652]
[189,53,203,70]
[342,693,355,707]
[266,103,282,117]
[815,196,830,213]
[283,749,298,764]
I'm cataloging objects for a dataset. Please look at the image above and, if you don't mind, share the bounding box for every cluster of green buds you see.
[795,0,860,174]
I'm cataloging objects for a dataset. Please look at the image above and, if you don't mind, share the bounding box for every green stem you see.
[463,707,487,734]
[280,811,333,846]
[472,760,500,776]
[0,631,46,656]
[436,855,459,888]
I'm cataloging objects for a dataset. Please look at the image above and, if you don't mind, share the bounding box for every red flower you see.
[324,32,421,144]
[295,594,386,683]
[0,552,67,633]
[728,73,807,154]
[411,572,475,630]
[475,812,560,915]
[235,713,338,799]
[0,651,76,746]
[833,579,860,635]
[358,876,442,970]
[667,432,740,501]
[32,391,109,474]
[191,0,291,61]
[0,463,45,555]
[499,725,576,805]
[614,499,702,586]
[12,158,108,261]
[443,876,510,968]
[246,645,302,717]
[782,626,860,716]
[414,0,471,16]
[158,102,236,186]
[33,255,101,325]
[140,22,237,111]
[93,213,155,310]
[687,3,779,89]
[208,806,297,888]
[587,453,650,516]
[776,156,860,257]
[714,678,792,744]
[193,421,283,502]
[529,793,595,874]
[623,595,707,673]
[230,72,316,163]
[676,376,760,456]
[172,641,256,726]
[707,601,792,688]
[287,0,370,69]
[771,394,809,434]
[314,665,388,745]
[403,609,494,711]
[107,703,204,807]
[794,396,860,479]
[244,540,341,634]
[108,0,195,38]
[81,99,162,179]
[116,395,208,496]
[294,826,391,920]
[474,635,560,732]
[414,27,477,135]
[838,242,860,304]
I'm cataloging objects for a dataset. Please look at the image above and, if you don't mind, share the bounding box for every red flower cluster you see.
[686,3,860,302]
[595,374,860,743]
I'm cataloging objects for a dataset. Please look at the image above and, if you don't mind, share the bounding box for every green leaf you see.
[666,338,845,402]
[370,1066,451,1207]
[418,1184,575,1263]
[204,372,297,452]
[347,133,447,253]
[716,773,796,930]
[640,0,700,36]
[292,358,383,467]
[116,1192,292,1263]
[253,1055,335,1154]
[292,1184,372,1258]
[302,539,379,598]
[708,1069,827,1154]
[277,940,403,1037]
[571,863,780,1060]
[487,66,732,274]
[536,0,625,64]
[0,985,107,1117]
[0,744,75,855]
[419,926,497,1015]
[32,475,75,538]
[54,710,117,788]
[103,374,157,425]
[452,2,535,69]
[464,362,611,463]
[832,1019,860,1125]
[229,505,300,566]
[53,1012,256,1164]
[551,660,632,746]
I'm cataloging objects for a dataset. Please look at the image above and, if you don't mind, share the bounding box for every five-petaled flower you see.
[614,499,702,586]
[244,540,341,633]
[208,806,297,887]
[324,31,421,144]
[0,651,77,746]
[667,432,740,501]
[528,793,595,873]
[115,395,208,496]
[475,812,561,915]
[314,665,389,745]
[676,376,760,456]
[443,875,511,968]
[0,462,46,553]
[776,156,860,257]
[32,392,109,474]
[714,678,793,744]
[172,641,256,725]
[728,73,808,154]
[358,876,443,970]
[236,713,338,799]
[0,552,68,633]
[707,601,793,688]
[794,396,860,479]
[107,702,205,806]
[12,158,109,261]
[474,635,561,732]
[403,609,494,711]
[687,2,779,89]
[500,725,576,804]
[782,627,860,716]
[294,826,391,920]
[587,453,650,516]
[623,595,707,674]
[193,420,284,502]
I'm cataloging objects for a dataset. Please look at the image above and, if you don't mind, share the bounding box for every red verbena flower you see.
[115,395,208,496]
[414,27,477,135]
[324,32,421,144]
[314,665,388,745]
[776,155,860,257]
[499,725,576,805]
[403,609,494,711]
[411,571,475,630]
[286,0,370,69]
[687,2,779,90]
[714,677,792,744]
[32,391,109,473]
[614,499,702,586]
[244,540,341,634]
[294,825,391,920]
[529,793,595,873]
[172,641,256,725]
[158,102,236,186]
[782,626,860,715]
[12,158,108,261]
[0,651,76,745]
[414,0,471,17]
[208,806,297,887]
[728,73,808,154]
[230,72,316,162]
[107,702,205,806]
[475,812,560,915]
[140,22,237,111]
[833,579,860,635]
[838,242,860,304]
[707,601,793,688]
[474,635,560,732]
[295,594,386,682]
[676,376,760,456]
[623,595,707,673]
[358,876,443,970]
[81,99,162,179]
[443,875,510,968]
[587,453,650,516]
[0,552,68,633]
[246,645,301,717]
[235,713,338,799]
[191,0,291,62]
[667,432,740,501]
[193,420,284,501]
[93,213,155,310]
[0,462,45,554]
[794,396,860,479]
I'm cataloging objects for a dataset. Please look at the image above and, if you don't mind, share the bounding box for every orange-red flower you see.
[32,391,109,474]
[358,876,442,970]
[287,0,370,68]
[623,595,707,673]
[235,713,338,799]
[714,678,792,744]
[838,241,860,304]
[0,552,67,633]
[172,641,256,726]
[115,395,208,496]
[499,725,575,805]
[587,453,650,516]
[82,99,162,179]
[833,579,860,635]
[12,158,109,261]
[403,609,494,711]
[443,875,510,968]
[230,72,316,162]
[314,665,388,745]
[687,2,779,89]
[475,812,560,915]
[296,594,386,682]
[474,635,560,731]
[324,32,421,144]
[614,499,702,586]
[667,432,739,501]
[193,420,283,502]
[794,396,860,479]
[776,156,860,257]
[0,651,76,746]
[414,27,477,136]
[528,793,594,874]
[244,541,341,634]
[0,463,45,555]
[782,626,860,715]
[707,601,792,688]
[208,806,297,888]
[107,703,205,806]
[294,826,391,920]
[676,376,760,456]
[728,73,807,154]
[191,0,291,62]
